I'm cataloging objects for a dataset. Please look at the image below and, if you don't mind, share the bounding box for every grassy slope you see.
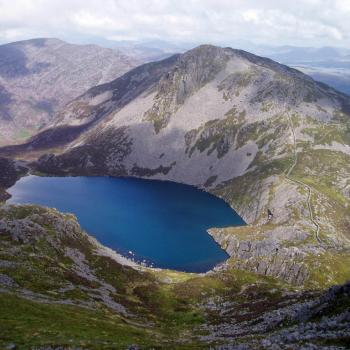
[0,294,163,350]
[208,111,350,290]
[0,205,295,349]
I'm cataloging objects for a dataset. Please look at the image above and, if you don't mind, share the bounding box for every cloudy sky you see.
[0,0,350,48]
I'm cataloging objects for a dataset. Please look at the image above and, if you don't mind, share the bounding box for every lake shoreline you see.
[6,174,245,273]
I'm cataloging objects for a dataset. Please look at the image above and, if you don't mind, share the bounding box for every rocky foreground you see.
[0,202,349,349]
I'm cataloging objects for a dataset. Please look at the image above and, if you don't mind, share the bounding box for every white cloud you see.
[242,9,260,23]
[0,0,349,47]
[70,11,130,31]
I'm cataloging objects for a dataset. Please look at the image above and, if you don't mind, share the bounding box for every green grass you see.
[304,252,350,289]
[213,156,293,222]
[0,293,163,350]
[289,148,350,240]
[185,108,245,158]
[14,129,33,141]
[0,205,211,346]
[301,116,350,147]
[1,195,350,348]
[292,149,350,204]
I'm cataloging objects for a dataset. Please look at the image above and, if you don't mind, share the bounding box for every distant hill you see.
[0,38,138,145]
[256,45,350,96]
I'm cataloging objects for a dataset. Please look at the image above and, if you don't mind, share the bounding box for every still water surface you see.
[8,175,245,272]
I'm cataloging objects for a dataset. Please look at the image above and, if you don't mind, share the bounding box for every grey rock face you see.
[0,273,18,288]
[0,204,135,316]
[209,226,313,284]
[0,157,28,200]
[209,281,350,349]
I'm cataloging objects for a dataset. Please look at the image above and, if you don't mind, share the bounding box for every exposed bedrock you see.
[209,226,313,285]
[0,157,28,201]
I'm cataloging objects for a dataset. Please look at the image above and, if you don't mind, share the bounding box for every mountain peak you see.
[26,42,348,137]
[180,44,230,62]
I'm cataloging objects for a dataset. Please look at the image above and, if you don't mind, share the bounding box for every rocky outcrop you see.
[212,281,350,349]
[0,205,138,313]
[34,126,133,176]
[209,226,314,285]
[144,45,230,132]
[0,157,27,200]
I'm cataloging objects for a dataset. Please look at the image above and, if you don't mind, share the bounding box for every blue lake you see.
[7,175,245,272]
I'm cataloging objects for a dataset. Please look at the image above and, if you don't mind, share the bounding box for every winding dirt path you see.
[285,113,322,244]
